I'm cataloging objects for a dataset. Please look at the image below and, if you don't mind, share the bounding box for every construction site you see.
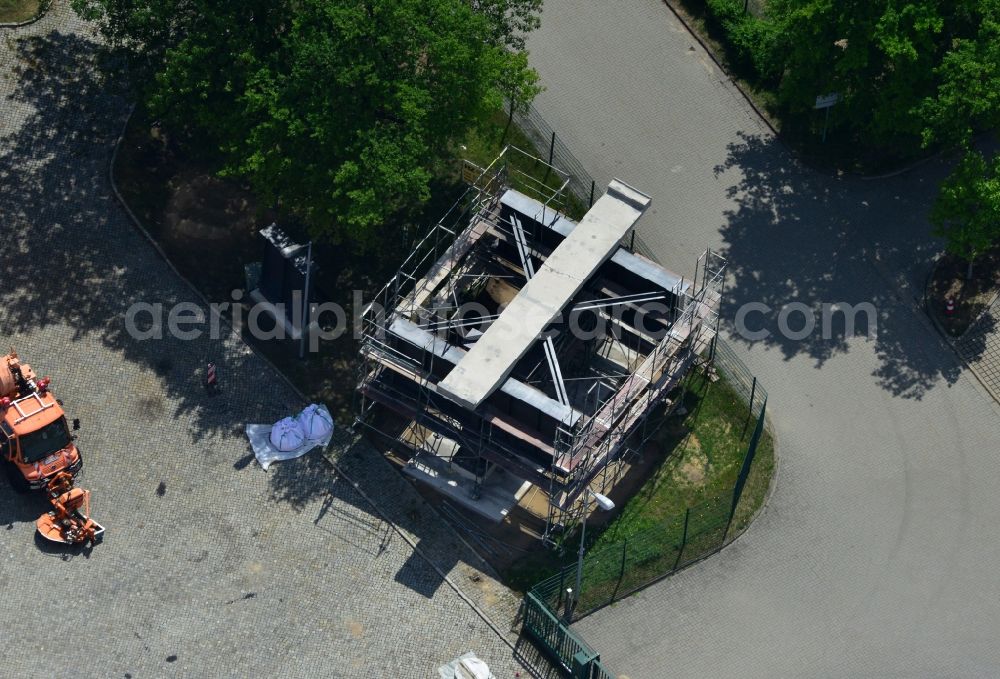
[356,148,726,550]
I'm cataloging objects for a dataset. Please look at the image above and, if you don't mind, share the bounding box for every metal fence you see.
[529,388,769,623]
[712,336,769,423]
[516,105,770,429]
[582,362,766,617]
[522,592,614,679]
[522,349,771,678]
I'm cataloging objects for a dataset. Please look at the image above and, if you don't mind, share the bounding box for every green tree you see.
[765,0,1000,155]
[73,0,544,242]
[498,50,543,143]
[473,0,542,50]
[767,0,944,149]
[919,0,1000,149]
[930,148,1000,280]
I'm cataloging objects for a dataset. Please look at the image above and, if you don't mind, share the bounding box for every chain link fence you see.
[571,350,768,619]
[712,336,769,422]
[529,382,768,623]
[523,341,771,635]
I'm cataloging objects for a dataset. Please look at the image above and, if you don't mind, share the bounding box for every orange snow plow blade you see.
[35,472,104,546]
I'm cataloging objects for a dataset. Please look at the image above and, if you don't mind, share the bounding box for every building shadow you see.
[262,428,471,599]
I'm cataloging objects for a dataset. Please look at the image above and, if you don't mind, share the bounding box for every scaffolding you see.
[356,147,726,545]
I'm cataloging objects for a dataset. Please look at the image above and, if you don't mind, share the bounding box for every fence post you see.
[557,566,566,609]
[674,507,690,571]
[743,375,757,438]
[541,131,556,185]
[730,397,766,532]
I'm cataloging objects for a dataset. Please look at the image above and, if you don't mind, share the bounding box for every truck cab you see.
[0,355,82,491]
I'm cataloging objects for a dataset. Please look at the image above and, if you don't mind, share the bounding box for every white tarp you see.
[245,403,335,470]
[457,657,491,679]
[437,653,493,679]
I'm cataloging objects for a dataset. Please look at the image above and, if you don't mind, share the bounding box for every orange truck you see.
[0,350,82,491]
[1,350,102,545]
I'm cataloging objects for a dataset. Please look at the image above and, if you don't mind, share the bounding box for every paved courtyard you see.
[528,0,1000,677]
[955,294,1000,401]
[0,5,527,678]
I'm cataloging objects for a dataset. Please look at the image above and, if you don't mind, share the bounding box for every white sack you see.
[297,403,334,440]
[245,404,336,470]
[269,417,305,451]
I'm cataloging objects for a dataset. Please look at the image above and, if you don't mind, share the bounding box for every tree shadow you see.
[0,27,521,611]
[956,313,999,359]
[714,132,965,399]
[0,31,295,441]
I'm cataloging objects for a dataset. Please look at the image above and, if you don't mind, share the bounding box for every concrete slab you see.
[437,180,652,409]
[388,318,583,426]
[500,188,691,296]
[403,450,527,523]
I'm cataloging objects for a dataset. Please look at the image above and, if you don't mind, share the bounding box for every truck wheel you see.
[4,462,30,494]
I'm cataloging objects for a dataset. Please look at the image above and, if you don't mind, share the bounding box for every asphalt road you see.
[527,1,1000,677]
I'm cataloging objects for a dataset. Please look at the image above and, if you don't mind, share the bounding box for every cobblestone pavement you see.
[529,1,1000,677]
[955,296,1000,400]
[0,5,528,678]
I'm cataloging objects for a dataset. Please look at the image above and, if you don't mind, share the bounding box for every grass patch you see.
[505,368,775,609]
[462,111,589,220]
[114,104,775,608]
[0,0,39,23]
[597,369,773,544]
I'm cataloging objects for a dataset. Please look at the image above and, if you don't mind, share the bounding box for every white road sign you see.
[814,93,841,109]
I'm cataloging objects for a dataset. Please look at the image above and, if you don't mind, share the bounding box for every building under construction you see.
[356,148,725,545]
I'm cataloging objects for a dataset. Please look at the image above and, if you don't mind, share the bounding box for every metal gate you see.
[522,591,614,679]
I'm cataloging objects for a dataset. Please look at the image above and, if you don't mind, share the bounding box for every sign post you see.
[814,93,840,143]
[298,241,313,360]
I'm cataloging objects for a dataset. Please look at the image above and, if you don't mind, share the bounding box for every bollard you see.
[205,362,219,395]
[945,298,955,317]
